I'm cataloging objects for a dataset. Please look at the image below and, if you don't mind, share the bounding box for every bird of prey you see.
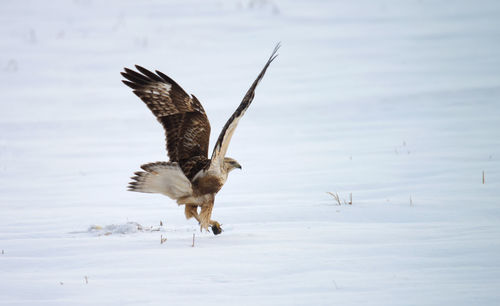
[121,44,279,235]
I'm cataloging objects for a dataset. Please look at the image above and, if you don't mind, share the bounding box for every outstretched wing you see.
[208,43,280,171]
[121,66,211,178]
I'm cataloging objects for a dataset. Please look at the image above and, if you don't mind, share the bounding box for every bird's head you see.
[223,157,242,173]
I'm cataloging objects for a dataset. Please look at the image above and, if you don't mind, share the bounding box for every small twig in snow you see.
[327,192,352,205]
[327,192,342,205]
[192,233,195,247]
[332,280,339,290]
[160,235,167,244]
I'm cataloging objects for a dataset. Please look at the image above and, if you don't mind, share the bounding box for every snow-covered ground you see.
[1,0,500,305]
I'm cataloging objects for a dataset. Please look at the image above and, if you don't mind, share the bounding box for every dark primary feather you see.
[209,43,280,165]
[122,65,211,179]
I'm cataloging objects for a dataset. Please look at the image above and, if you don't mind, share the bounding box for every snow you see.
[1,0,500,305]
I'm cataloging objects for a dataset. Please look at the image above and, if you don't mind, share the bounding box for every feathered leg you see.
[199,202,222,235]
[185,205,200,222]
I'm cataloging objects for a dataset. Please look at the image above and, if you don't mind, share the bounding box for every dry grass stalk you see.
[160,235,167,244]
[192,233,195,247]
[327,192,342,205]
[332,280,339,290]
[327,192,352,205]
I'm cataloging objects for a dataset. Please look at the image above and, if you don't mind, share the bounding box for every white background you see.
[1,0,499,305]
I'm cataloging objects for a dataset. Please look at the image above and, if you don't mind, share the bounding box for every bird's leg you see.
[184,205,201,223]
[198,204,212,232]
[199,203,223,235]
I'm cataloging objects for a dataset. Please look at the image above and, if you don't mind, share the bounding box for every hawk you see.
[121,44,279,235]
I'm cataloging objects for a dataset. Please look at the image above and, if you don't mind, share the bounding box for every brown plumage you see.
[122,65,211,180]
[122,43,279,235]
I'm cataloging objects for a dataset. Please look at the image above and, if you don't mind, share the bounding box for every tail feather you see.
[128,162,192,199]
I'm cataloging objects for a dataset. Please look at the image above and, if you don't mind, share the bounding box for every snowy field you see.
[1,0,500,305]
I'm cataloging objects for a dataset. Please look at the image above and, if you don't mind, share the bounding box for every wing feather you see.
[122,66,211,179]
[208,43,280,171]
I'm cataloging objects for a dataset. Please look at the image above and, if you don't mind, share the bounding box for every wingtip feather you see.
[122,80,139,89]
[268,42,281,62]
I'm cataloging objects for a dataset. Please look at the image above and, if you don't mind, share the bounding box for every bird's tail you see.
[128,162,192,199]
